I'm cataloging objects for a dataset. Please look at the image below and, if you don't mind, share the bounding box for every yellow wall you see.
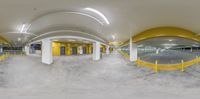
[0,35,11,46]
[100,45,106,53]
[52,42,61,56]
[66,43,71,55]
[52,41,93,56]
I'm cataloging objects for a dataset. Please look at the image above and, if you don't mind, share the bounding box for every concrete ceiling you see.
[137,37,200,49]
[1,0,200,46]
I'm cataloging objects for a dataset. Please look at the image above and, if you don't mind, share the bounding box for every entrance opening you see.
[83,47,87,54]
[72,47,78,55]
[60,46,66,55]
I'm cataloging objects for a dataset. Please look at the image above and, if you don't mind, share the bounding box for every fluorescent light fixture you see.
[162,43,177,46]
[84,8,110,24]
[137,44,144,47]
[20,24,25,32]
[18,24,31,33]
[164,46,171,49]
[192,44,199,47]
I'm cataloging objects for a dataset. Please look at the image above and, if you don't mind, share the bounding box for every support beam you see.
[106,46,110,54]
[130,38,138,62]
[93,41,101,61]
[24,45,30,55]
[42,39,53,64]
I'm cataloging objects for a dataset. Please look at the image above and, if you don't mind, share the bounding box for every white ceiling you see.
[1,0,200,46]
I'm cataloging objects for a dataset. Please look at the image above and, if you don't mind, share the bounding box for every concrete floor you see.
[0,52,200,99]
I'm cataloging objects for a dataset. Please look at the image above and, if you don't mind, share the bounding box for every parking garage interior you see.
[1,0,200,99]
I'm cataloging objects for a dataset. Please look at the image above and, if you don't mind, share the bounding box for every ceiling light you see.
[20,24,25,32]
[137,44,144,47]
[164,46,171,49]
[192,44,199,47]
[18,24,30,33]
[84,8,110,24]
[162,43,177,46]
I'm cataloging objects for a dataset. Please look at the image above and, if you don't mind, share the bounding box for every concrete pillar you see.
[67,44,71,55]
[106,46,110,54]
[93,41,101,61]
[42,39,53,64]
[79,46,83,55]
[130,38,138,62]
[156,49,159,54]
[24,45,30,55]
[0,45,3,54]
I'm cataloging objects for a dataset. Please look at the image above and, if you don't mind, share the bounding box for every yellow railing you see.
[136,57,200,72]
[119,50,200,72]
[118,51,129,59]
[0,53,10,61]
[0,52,24,61]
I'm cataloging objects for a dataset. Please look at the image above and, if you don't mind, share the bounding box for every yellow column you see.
[181,60,184,72]
[88,45,91,54]
[155,60,158,73]
[53,42,61,56]
[66,43,71,56]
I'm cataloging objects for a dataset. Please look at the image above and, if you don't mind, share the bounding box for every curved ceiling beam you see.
[122,27,200,45]
[132,27,200,43]
[26,10,105,32]
[84,8,110,24]
[3,32,38,36]
[28,30,106,43]
[29,35,108,46]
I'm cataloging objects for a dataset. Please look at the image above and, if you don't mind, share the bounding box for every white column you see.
[79,46,83,55]
[130,38,138,62]
[156,48,159,54]
[24,45,30,55]
[93,41,101,61]
[42,39,53,64]
[0,45,3,53]
[106,46,110,54]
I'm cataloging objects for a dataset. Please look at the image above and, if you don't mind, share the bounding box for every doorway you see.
[83,47,87,54]
[60,46,66,55]
[72,47,77,55]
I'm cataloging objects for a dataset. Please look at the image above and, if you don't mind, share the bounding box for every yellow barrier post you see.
[0,55,2,62]
[155,60,158,73]
[181,60,184,72]
[137,57,140,67]
[196,56,199,65]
